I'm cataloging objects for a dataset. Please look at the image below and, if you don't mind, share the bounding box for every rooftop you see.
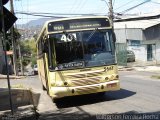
[114,19,160,29]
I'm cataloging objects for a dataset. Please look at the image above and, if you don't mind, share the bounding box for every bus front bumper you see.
[50,80,120,99]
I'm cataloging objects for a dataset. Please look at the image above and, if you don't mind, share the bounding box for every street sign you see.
[0,7,17,32]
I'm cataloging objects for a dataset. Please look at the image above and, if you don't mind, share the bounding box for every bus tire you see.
[52,98,59,103]
[42,85,46,91]
[98,92,106,96]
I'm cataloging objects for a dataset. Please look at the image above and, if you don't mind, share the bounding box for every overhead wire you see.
[114,0,138,11]
[15,12,98,17]
[150,1,160,4]
[119,0,151,14]
[15,11,101,15]
[69,0,78,13]
[75,0,87,13]
[113,0,116,7]
[70,0,82,13]
[20,0,24,25]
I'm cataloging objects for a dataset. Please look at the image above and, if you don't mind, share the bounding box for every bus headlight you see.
[104,74,119,81]
[55,81,63,87]
[105,77,109,81]
[55,81,68,87]
[115,75,119,79]
[50,79,55,86]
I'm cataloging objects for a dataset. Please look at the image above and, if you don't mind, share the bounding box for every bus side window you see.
[38,39,42,55]
[42,41,48,53]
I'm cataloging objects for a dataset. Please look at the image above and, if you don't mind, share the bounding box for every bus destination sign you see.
[48,18,110,32]
[69,22,101,29]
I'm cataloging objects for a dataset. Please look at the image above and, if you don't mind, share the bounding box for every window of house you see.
[127,40,141,46]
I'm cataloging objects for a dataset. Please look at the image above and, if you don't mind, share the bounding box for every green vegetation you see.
[20,38,37,67]
[151,75,160,79]
[5,28,21,50]
[11,84,25,88]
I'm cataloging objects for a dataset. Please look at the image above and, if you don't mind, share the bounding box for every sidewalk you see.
[0,74,26,79]
[118,65,160,72]
[0,89,40,120]
[133,65,160,72]
[0,105,38,120]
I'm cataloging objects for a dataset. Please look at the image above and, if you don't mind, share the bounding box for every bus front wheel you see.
[42,85,46,91]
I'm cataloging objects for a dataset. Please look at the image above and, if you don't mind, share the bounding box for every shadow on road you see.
[0,88,40,111]
[55,88,136,108]
[38,110,160,120]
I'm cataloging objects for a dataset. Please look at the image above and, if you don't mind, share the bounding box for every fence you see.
[116,43,127,66]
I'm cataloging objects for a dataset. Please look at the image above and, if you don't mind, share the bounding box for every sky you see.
[5,0,160,24]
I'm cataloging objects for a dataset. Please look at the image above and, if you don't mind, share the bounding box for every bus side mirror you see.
[113,32,116,43]
[42,43,48,53]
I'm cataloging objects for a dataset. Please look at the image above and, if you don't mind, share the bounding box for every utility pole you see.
[18,40,24,75]
[101,0,114,28]
[108,0,114,28]
[10,0,18,76]
[0,0,14,115]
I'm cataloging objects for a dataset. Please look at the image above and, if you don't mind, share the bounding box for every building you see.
[114,18,160,65]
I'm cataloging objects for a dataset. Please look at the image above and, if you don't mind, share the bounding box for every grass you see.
[11,84,25,88]
[151,75,160,79]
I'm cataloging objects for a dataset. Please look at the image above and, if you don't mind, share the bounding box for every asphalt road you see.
[0,71,160,120]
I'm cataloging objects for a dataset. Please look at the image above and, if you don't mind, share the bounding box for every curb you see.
[118,67,134,71]
[0,75,26,79]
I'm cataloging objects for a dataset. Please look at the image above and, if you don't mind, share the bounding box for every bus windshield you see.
[48,30,115,70]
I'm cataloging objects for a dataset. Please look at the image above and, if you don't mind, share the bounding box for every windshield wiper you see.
[85,28,99,42]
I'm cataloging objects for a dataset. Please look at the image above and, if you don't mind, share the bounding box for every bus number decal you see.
[61,33,76,42]
[104,66,114,72]
[61,34,67,42]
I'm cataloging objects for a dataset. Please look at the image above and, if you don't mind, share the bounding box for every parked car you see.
[127,50,135,62]
[117,50,135,63]
[33,64,38,75]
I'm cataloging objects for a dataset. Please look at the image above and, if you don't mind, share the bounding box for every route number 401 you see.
[61,33,76,42]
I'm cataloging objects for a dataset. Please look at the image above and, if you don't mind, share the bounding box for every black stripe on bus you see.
[37,53,45,59]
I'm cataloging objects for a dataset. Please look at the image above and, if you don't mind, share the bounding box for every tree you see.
[5,28,21,50]
[20,38,37,67]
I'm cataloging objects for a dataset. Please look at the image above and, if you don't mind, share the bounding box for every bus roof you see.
[36,16,110,44]
[45,16,109,25]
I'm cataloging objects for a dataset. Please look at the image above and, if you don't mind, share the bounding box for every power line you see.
[119,0,151,14]
[69,0,77,13]
[150,1,160,4]
[114,0,137,11]
[76,0,87,13]
[70,0,82,13]
[113,0,116,7]
[15,11,100,16]
[17,13,65,18]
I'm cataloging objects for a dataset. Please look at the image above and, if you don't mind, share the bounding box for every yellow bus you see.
[36,16,120,100]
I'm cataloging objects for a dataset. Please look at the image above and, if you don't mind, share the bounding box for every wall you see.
[144,24,160,40]
[114,29,126,43]
[115,28,143,43]
[128,45,146,62]
[155,40,160,64]
[143,25,160,64]
[126,28,143,40]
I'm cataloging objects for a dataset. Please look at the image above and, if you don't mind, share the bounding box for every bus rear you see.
[37,16,120,99]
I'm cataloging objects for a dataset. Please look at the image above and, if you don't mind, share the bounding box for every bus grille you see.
[71,77,101,86]
[76,86,99,94]
[67,71,103,79]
